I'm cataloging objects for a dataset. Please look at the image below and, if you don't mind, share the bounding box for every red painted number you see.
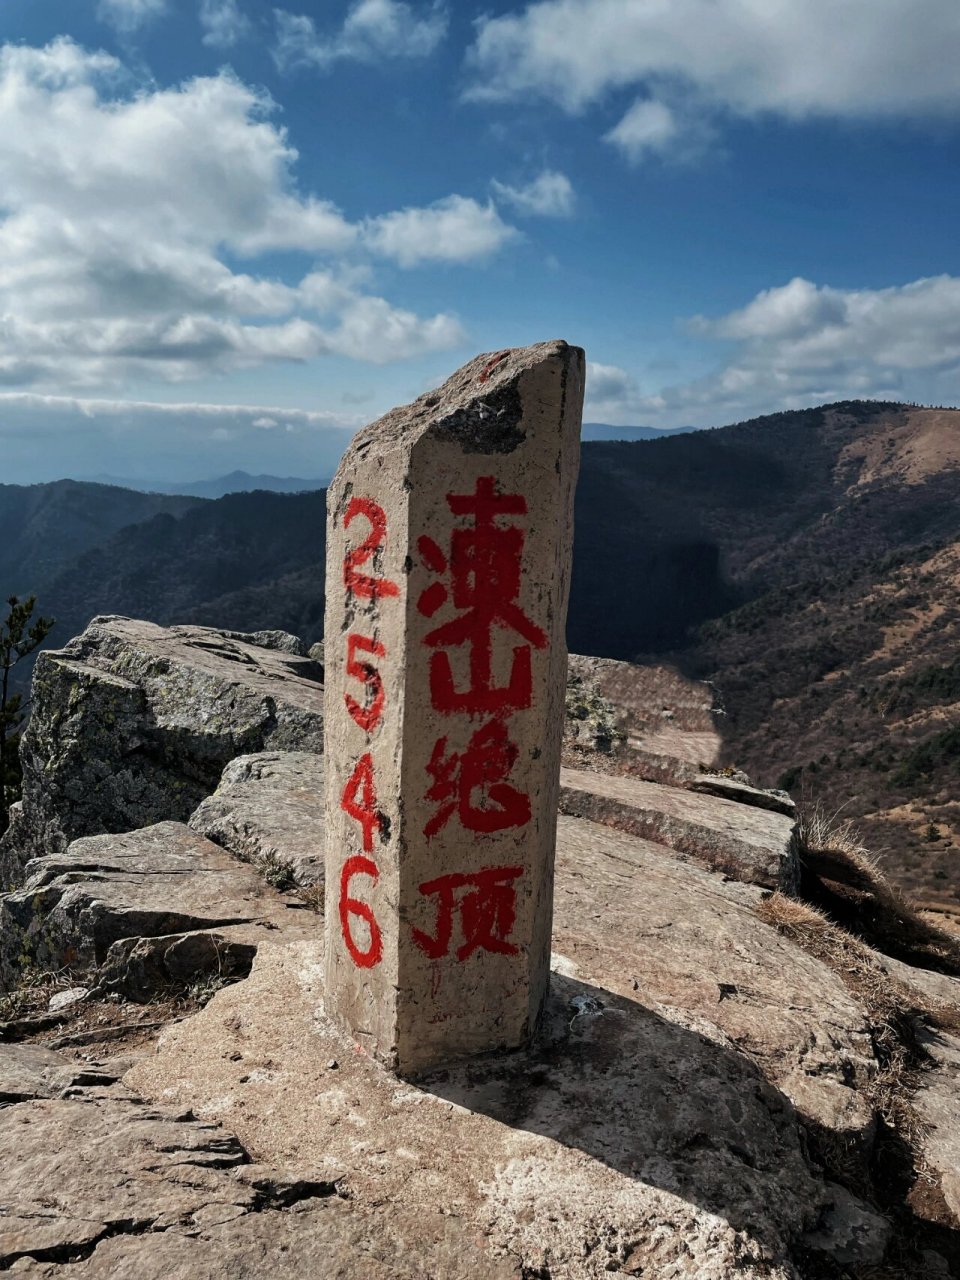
[340,752,383,853]
[345,633,386,733]
[339,855,383,968]
[343,497,399,600]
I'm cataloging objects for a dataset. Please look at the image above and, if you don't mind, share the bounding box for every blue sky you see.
[1,0,959,482]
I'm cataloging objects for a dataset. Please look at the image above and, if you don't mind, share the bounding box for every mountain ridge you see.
[4,398,959,903]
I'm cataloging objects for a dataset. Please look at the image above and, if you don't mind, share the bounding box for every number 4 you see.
[340,752,384,853]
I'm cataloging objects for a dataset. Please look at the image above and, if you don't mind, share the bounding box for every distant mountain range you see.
[5,400,960,906]
[86,470,330,499]
[579,423,697,442]
[86,431,690,497]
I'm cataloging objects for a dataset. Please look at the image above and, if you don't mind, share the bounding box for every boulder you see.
[190,752,325,888]
[0,618,324,887]
[0,822,305,991]
[559,766,800,890]
[128,815,887,1278]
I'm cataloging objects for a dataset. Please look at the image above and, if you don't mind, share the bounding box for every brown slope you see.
[674,405,960,908]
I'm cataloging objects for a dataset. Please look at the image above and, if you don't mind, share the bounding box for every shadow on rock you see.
[420,973,818,1251]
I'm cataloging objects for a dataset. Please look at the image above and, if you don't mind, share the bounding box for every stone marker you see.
[324,341,584,1074]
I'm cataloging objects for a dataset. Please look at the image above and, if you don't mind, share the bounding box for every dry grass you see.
[757,892,932,1132]
[796,803,960,975]
[297,882,324,914]
[0,965,82,1024]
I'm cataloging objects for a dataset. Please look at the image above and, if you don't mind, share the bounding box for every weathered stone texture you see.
[190,751,325,888]
[559,766,800,890]
[0,822,300,990]
[324,341,583,1073]
[0,1045,517,1279]
[0,618,324,887]
[127,803,895,1277]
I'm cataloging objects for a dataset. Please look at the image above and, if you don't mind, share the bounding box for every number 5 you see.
[345,633,386,733]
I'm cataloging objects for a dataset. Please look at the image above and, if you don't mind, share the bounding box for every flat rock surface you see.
[1,619,325,884]
[0,1043,88,1104]
[0,1090,511,1279]
[550,816,873,1143]
[128,818,884,1278]
[190,751,325,888]
[129,941,818,1280]
[0,822,303,989]
[559,767,799,890]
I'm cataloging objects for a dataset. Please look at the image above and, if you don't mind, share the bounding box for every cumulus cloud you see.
[602,274,960,428]
[467,0,960,160]
[273,0,447,72]
[0,39,471,390]
[605,100,679,162]
[583,361,648,423]
[97,0,167,34]
[363,196,518,267]
[490,170,574,217]
[199,0,252,49]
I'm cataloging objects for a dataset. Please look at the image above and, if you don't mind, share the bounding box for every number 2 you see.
[343,497,399,600]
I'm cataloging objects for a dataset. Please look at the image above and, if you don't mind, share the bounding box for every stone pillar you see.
[324,340,584,1075]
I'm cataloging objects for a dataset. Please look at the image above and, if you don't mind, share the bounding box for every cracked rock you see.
[0,618,324,888]
[559,767,800,891]
[189,751,325,888]
[0,822,299,991]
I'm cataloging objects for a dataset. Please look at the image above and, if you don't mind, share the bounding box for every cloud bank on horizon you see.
[0,0,958,480]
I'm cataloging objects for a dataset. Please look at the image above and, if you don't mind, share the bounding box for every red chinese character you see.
[423,717,531,837]
[412,865,523,961]
[417,477,547,715]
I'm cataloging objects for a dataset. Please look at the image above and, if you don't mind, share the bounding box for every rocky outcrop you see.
[0,1043,517,1278]
[127,936,887,1280]
[189,752,325,888]
[0,618,324,888]
[0,822,306,991]
[2,618,959,1275]
[559,766,799,890]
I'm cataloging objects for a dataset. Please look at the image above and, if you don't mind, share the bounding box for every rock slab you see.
[190,751,325,888]
[0,821,300,991]
[559,765,799,890]
[0,619,324,888]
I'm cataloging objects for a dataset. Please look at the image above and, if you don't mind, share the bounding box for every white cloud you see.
[490,170,574,217]
[200,0,253,49]
[467,0,960,160]
[273,1,447,72]
[97,0,167,34]
[363,196,518,267]
[0,391,354,428]
[0,40,468,389]
[583,361,647,423]
[604,100,678,162]
[605,274,960,428]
